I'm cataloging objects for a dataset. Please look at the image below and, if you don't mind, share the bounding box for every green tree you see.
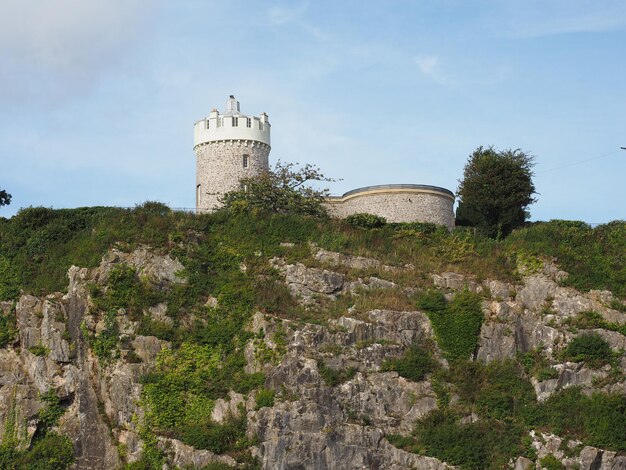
[456,147,536,238]
[0,189,11,207]
[220,161,335,217]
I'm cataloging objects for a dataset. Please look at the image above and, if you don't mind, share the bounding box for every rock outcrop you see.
[1,246,624,469]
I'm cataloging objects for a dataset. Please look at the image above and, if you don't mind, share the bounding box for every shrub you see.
[519,349,559,381]
[386,434,422,454]
[540,454,565,470]
[382,344,435,382]
[417,290,484,361]
[567,310,605,330]
[393,221,442,235]
[0,257,20,300]
[415,290,447,314]
[566,310,626,337]
[444,360,536,420]
[414,410,526,470]
[36,390,66,437]
[138,316,177,342]
[19,433,74,470]
[346,213,387,229]
[562,333,613,368]
[94,264,164,320]
[220,161,334,217]
[255,389,275,410]
[90,310,119,362]
[177,405,250,454]
[0,313,14,348]
[475,361,536,420]
[134,201,171,216]
[142,343,221,430]
[530,387,626,452]
[28,345,49,357]
[317,361,357,387]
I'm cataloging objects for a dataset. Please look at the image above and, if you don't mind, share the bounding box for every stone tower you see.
[193,96,271,212]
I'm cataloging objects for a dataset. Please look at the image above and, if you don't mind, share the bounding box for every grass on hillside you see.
[0,204,625,469]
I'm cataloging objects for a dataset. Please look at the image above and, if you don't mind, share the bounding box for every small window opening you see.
[205,120,209,129]
[246,117,252,128]
[243,154,249,168]
[232,117,238,127]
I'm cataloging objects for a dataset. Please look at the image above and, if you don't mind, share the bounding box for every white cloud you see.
[0,0,154,68]
[0,0,162,104]
[414,54,450,85]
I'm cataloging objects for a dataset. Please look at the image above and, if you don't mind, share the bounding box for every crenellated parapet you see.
[194,96,271,212]
[193,96,270,150]
[193,96,454,228]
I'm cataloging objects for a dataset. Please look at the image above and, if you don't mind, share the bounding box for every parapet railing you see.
[327,184,455,200]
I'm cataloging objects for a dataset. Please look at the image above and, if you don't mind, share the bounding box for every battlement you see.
[194,96,271,149]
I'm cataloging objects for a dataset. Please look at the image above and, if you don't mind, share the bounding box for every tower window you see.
[243,154,249,168]
[259,121,263,130]
[232,117,238,127]
[217,117,223,127]
[246,118,251,128]
[205,120,209,129]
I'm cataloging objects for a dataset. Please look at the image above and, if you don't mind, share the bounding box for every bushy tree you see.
[220,161,336,217]
[0,189,11,207]
[456,146,536,238]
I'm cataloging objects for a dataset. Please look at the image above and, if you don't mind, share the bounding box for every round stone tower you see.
[194,95,271,212]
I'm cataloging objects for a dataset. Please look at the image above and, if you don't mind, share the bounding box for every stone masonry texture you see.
[195,141,270,211]
[324,191,455,229]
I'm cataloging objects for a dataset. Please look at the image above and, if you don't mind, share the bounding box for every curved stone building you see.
[324,184,455,230]
[194,97,455,228]
[194,96,271,212]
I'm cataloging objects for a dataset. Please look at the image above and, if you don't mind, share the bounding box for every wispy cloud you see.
[0,0,161,104]
[267,0,311,25]
[414,54,450,85]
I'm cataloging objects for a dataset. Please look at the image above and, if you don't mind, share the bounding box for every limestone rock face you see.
[158,437,237,468]
[1,247,625,470]
[271,258,345,304]
[100,247,185,287]
[0,247,185,469]
[334,372,437,433]
[314,248,386,270]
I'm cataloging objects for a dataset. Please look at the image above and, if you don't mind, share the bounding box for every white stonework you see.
[325,185,455,230]
[194,96,271,212]
[194,97,455,228]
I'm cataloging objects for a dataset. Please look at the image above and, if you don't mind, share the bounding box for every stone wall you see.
[324,185,455,230]
[195,140,270,212]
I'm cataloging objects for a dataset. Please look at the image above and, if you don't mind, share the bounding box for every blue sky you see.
[1,0,625,223]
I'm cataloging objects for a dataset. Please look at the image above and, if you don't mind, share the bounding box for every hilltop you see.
[0,204,624,469]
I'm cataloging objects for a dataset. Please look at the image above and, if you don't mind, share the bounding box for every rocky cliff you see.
[0,240,624,470]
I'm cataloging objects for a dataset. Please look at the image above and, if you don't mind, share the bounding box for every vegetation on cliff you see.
[0,204,625,469]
